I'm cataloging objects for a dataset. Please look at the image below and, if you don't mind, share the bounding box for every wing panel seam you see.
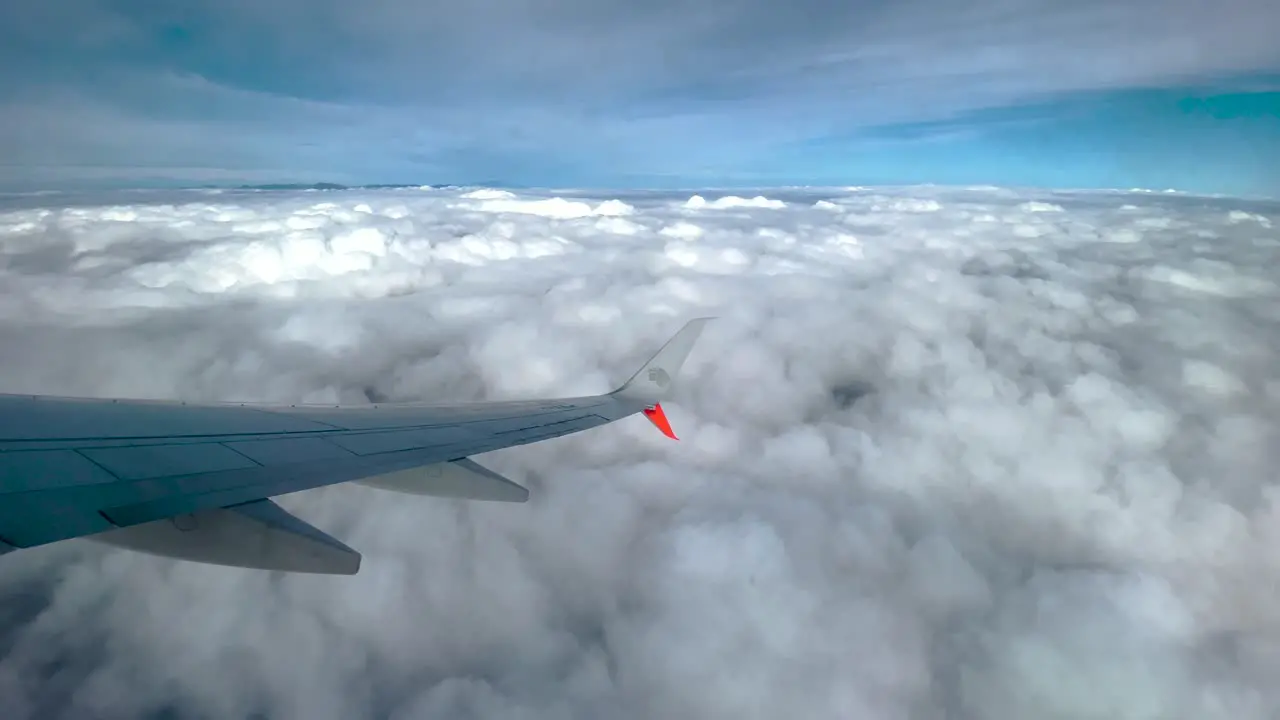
[73,448,125,480]
[217,442,267,468]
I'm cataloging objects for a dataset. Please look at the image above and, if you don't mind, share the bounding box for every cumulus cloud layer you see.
[0,185,1278,719]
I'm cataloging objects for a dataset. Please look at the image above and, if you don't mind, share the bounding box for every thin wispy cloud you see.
[0,0,1277,192]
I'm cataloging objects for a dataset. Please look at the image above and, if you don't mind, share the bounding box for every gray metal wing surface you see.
[0,318,711,574]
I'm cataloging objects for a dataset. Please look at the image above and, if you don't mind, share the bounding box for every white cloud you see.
[464,192,636,219]
[685,194,787,210]
[0,186,1278,718]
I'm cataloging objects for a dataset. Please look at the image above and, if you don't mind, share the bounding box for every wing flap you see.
[89,498,361,575]
[0,487,116,546]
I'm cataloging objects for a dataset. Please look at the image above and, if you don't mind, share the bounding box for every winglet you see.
[612,317,713,404]
[612,318,712,440]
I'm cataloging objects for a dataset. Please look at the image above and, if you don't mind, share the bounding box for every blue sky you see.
[1,0,1278,195]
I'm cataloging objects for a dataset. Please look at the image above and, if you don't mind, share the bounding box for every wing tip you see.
[613,317,714,404]
[642,402,679,440]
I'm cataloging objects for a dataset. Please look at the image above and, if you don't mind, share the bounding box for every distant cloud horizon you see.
[1,0,1278,195]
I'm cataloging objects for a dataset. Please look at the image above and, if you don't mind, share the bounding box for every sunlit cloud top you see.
[2,0,1278,194]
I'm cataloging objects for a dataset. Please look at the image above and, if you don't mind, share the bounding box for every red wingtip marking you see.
[642,403,679,440]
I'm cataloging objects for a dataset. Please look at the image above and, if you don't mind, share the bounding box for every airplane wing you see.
[0,318,712,575]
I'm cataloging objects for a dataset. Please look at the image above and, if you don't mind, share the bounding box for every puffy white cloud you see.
[0,185,1278,719]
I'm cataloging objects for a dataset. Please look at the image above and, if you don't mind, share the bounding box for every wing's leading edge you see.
[0,318,712,574]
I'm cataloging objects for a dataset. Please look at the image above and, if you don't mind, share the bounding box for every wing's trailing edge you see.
[0,317,713,574]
